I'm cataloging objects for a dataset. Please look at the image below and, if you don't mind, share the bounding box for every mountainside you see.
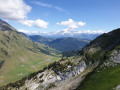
[29,36,90,54]
[76,29,120,90]
[29,35,54,44]
[0,19,60,86]
[0,19,16,31]
[2,28,120,90]
[77,46,120,90]
[48,37,90,52]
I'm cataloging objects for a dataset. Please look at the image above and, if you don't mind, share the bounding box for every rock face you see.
[16,60,87,90]
[100,49,120,68]
[110,50,120,63]
[1,28,120,90]
[116,85,120,90]
[57,61,87,80]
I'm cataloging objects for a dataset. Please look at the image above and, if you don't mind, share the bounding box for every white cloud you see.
[31,1,67,13]
[31,1,52,8]
[18,29,49,35]
[18,29,104,36]
[54,6,68,13]
[57,19,86,29]
[18,29,30,34]
[0,0,31,20]
[77,30,105,34]
[54,29,104,35]
[0,0,49,28]
[20,19,49,28]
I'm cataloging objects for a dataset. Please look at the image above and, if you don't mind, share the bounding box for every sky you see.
[0,0,120,35]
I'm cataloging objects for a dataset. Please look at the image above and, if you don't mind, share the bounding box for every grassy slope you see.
[77,46,120,90]
[77,65,120,90]
[76,29,120,90]
[0,30,61,86]
[29,36,90,52]
[48,37,90,52]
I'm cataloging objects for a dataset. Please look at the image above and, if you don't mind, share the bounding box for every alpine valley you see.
[29,35,90,56]
[0,19,120,90]
[0,19,61,86]
[0,19,90,87]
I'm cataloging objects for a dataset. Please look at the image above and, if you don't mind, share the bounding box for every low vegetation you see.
[0,22,61,86]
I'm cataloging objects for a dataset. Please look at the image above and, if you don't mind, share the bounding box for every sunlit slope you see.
[0,20,60,86]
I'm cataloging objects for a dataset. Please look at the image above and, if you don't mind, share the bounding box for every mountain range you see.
[19,29,103,40]
[1,19,120,90]
[1,21,120,90]
[29,35,90,53]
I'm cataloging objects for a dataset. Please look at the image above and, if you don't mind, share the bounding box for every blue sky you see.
[0,0,120,34]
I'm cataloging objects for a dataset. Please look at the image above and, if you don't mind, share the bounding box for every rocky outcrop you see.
[16,60,87,90]
[100,47,120,68]
[116,85,120,90]
[110,50,120,63]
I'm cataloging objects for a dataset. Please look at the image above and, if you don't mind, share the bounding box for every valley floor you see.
[0,56,60,86]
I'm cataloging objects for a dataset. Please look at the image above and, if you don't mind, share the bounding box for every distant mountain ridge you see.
[29,35,54,44]
[48,37,90,52]
[42,29,102,40]
[19,29,103,40]
[29,35,90,55]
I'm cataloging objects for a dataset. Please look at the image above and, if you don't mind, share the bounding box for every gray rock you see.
[116,85,120,90]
